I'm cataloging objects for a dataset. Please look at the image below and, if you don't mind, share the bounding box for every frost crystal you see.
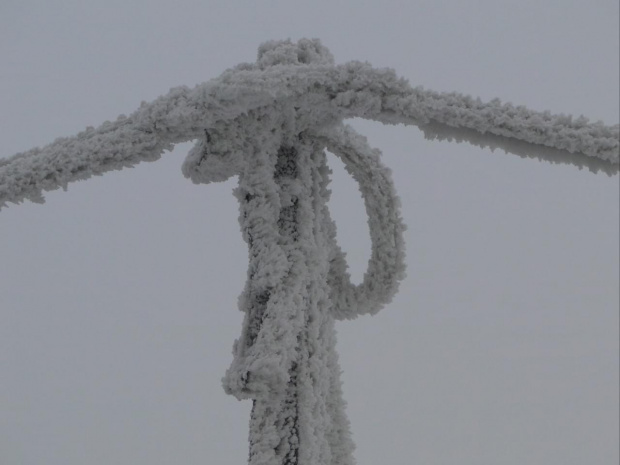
[1,38,617,465]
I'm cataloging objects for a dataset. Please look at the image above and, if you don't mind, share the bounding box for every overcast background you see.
[1,1,618,464]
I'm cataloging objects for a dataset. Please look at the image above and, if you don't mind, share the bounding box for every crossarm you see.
[313,62,619,171]
[2,59,617,209]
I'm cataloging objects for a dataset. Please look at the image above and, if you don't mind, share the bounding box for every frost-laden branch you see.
[1,42,617,209]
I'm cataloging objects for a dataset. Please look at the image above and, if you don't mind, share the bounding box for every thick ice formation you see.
[1,40,617,209]
[1,39,617,465]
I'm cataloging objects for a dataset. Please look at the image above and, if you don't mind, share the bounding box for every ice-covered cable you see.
[316,125,407,320]
[2,38,617,465]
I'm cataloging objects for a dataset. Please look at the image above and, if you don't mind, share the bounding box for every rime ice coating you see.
[318,125,407,320]
[1,39,617,209]
[1,39,617,465]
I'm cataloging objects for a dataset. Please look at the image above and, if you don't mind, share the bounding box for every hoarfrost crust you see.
[219,118,357,464]
[318,125,407,320]
[2,38,617,465]
[1,39,617,209]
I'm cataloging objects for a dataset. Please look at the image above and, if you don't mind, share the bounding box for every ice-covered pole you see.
[184,42,406,464]
[1,39,617,464]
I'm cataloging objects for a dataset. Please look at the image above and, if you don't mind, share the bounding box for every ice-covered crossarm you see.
[2,38,617,465]
[1,43,617,209]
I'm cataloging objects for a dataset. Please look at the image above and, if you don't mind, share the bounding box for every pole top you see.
[256,38,335,69]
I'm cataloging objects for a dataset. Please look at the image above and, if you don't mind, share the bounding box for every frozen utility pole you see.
[1,39,618,465]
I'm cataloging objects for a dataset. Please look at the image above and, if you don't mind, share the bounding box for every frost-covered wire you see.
[1,38,617,465]
[317,124,407,320]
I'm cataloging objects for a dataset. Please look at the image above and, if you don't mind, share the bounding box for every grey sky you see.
[1,1,618,464]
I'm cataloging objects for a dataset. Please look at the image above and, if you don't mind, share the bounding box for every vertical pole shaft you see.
[249,145,301,465]
[228,136,355,465]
